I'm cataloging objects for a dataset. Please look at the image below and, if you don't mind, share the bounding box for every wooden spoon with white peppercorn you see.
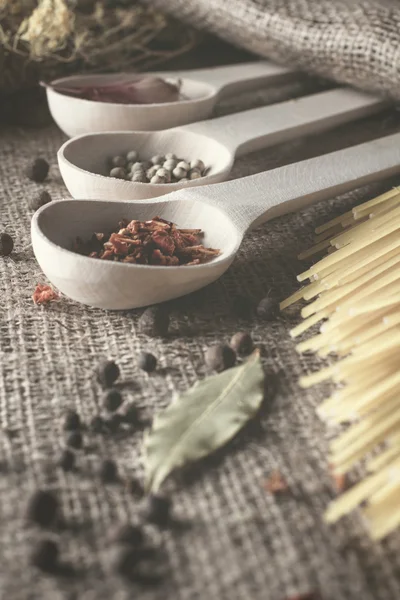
[45,62,297,137]
[32,132,400,309]
[58,87,386,201]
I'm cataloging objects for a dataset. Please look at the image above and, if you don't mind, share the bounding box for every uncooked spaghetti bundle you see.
[281,186,400,540]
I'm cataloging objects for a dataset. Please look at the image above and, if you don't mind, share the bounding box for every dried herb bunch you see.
[0,0,199,95]
[73,216,221,266]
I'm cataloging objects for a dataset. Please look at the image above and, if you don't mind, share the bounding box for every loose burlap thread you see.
[2,78,400,599]
[142,0,400,100]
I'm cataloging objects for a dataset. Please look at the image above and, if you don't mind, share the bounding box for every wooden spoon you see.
[45,62,296,137]
[58,87,386,201]
[32,132,400,310]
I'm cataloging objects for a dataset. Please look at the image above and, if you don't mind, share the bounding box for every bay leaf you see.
[144,350,264,493]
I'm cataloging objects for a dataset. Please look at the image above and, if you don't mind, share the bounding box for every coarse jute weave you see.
[2,78,400,600]
[141,0,400,100]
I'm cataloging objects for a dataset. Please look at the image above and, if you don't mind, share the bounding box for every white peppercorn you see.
[172,166,187,180]
[110,167,127,179]
[150,175,168,184]
[190,159,205,172]
[111,156,126,168]
[131,172,147,183]
[189,170,202,180]
[176,160,190,171]
[131,162,144,172]
[146,165,159,180]
[156,168,171,182]
[179,178,189,182]
[163,159,177,171]
[151,155,165,165]
[126,150,138,162]
[165,153,177,160]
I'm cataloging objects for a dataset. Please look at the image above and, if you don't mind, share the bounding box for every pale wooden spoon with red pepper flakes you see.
[31,133,400,310]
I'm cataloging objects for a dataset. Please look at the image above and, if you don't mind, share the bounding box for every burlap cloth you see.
[2,77,400,600]
[142,0,400,100]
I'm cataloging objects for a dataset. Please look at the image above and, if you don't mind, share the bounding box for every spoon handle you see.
[175,61,295,96]
[182,88,386,156]
[187,132,400,232]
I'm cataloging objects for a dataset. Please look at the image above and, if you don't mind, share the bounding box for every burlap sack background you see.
[142,0,400,99]
[2,74,400,599]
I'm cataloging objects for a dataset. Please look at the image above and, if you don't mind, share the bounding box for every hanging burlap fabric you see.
[142,0,400,98]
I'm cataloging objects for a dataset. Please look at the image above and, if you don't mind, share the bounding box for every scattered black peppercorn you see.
[145,494,171,527]
[96,359,120,388]
[230,332,254,356]
[30,538,59,573]
[0,233,14,257]
[26,490,59,528]
[103,388,123,412]
[204,344,236,372]
[232,295,253,319]
[125,477,144,497]
[63,409,81,431]
[281,303,301,323]
[256,296,278,321]
[105,413,124,433]
[26,158,49,182]
[90,415,105,433]
[109,522,144,546]
[108,545,138,579]
[138,306,170,337]
[99,459,118,483]
[59,449,75,472]
[122,403,139,426]
[28,190,52,211]
[138,352,157,373]
[66,431,83,450]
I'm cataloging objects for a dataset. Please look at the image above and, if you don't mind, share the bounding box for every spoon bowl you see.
[33,132,400,309]
[58,88,386,201]
[45,62,295,137]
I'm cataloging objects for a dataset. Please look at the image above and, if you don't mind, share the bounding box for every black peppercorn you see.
[26,490,59,528]
[66,431,83,450]
[103,388,123,412]
[30,538,59,572]
[59,449,75,472]
[133,559,165,585]
[105,413,124,433]
[28,190,52,211]
[256,296,278,321]
[108,522,144,546]
[122,403,139,426]
[138,306,170,337]
[204,344,236,372]
[230,332,254,356]
[90,415,105,433]
[0,233,13,257]
[145,494,171,527]
[138,352,157,373]
[232,295,253,319]
[99,459,118,483]
[63,409,81,431]
[108,545,138,579]
[281,303,301,323]
[125,477,144,497]
[26,158,49,182]
[96,360,120,388]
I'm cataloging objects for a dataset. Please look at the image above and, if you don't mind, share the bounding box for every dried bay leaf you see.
[144,351,264,492]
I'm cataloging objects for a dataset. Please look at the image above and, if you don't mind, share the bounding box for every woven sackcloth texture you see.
[2,78,400,600]
[141,0,400,100]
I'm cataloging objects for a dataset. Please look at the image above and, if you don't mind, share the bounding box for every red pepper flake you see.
[73,216,220,266]
[285,593,320,600]
[264,470,289,494]
[329,464,348,493]
[32,284,59,305]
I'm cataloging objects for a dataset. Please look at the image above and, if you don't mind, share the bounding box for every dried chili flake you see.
[264,470,289,494]
[73,217,220,266]
[32,284,59,305]
[329,463,348,493]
